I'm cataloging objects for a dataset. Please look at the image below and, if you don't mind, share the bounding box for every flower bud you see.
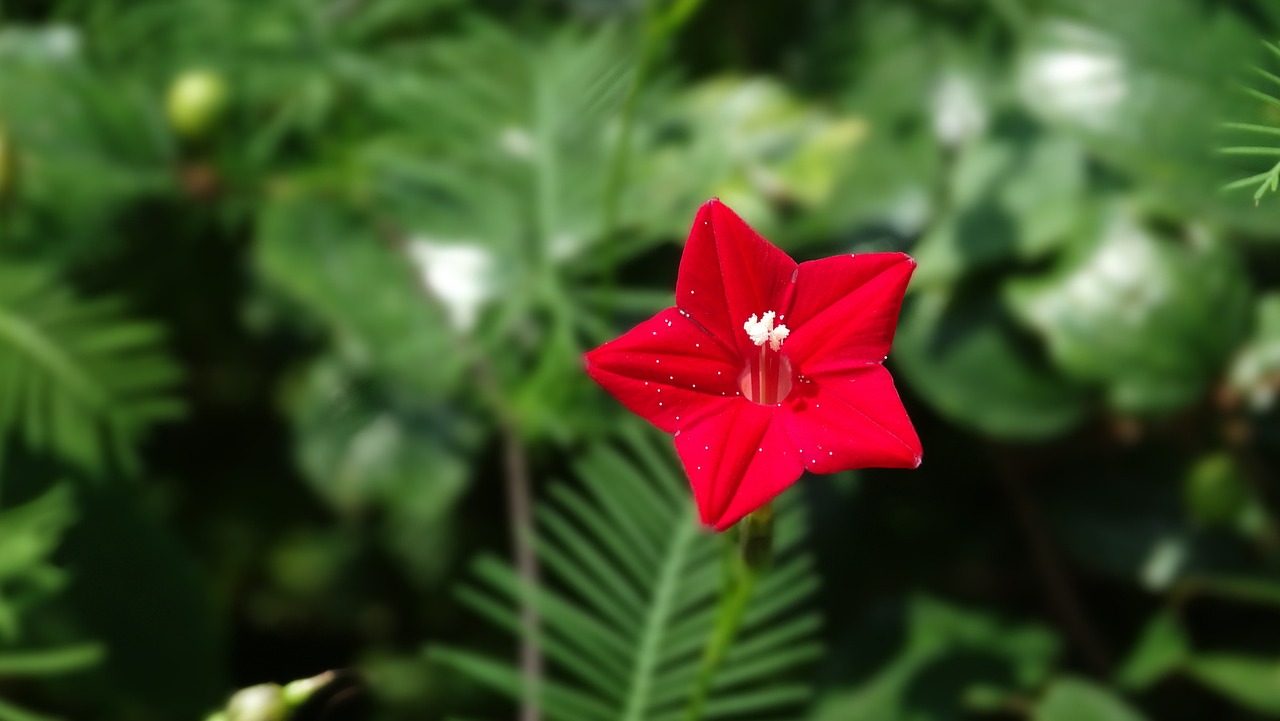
[225,684,287,721]
[1183,453,1250,529]
[282,671,337,708]
[167,69,229,140]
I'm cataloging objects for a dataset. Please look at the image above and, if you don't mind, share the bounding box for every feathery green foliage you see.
[1223,41,1280,203]
[0,265,182,475]
[432,423,823,721]
[0,485,105,721]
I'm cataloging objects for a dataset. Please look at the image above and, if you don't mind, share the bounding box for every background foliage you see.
[2,0,1280,719]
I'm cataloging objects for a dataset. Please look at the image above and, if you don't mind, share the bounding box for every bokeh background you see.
[3,0,1280,719]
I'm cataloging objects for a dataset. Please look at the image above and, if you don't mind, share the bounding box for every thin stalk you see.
[681,545,757,721]
[994,454,1112,676]
[376,217,545,721]
[598,2,661,311]
[599,0,705,314]
[503,417,543,721]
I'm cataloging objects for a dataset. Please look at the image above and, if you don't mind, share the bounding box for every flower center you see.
[740,311,794,405]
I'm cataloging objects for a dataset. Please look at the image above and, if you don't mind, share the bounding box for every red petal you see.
[585,308,743,434]
[784,253,916,376]
[675,200,799,357]
[782,365,921,474]
[675,403,804,531]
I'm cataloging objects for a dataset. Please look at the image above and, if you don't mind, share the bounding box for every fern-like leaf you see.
[1223,40,1280,204]
[0,485,105,721]
[0,265,182,475]
[431,424,822,720]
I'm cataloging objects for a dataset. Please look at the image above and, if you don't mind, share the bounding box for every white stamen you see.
[743,310,790,350]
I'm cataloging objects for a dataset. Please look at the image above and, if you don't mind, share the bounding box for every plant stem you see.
[502,417,543,721]
[994,455,1112,677]
[377,217,544,721]
[599,0,705,313]
[681,544,757,721]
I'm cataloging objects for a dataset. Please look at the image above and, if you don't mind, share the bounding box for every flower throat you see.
[740,311,793,405]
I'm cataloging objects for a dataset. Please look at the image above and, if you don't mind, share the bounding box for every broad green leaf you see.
[914,124,1088,287]
[1186,654,1280,714]
[1005,205,1251,414]
[432,424,821,721]
[286,356,478,586]
[1016,0,1280,231]
[1114,611,1188,691]
[1034,677,1149,721]
[893,287,1090,441]
[812,596,1061,721]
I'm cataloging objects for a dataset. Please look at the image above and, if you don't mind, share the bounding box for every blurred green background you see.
[3,0,1280,719]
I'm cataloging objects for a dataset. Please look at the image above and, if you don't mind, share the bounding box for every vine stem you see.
[375,218,544,721]
[994,454,1112,677]
[599,0,705,313]
[681,539,758,721]
[502,415,543,721]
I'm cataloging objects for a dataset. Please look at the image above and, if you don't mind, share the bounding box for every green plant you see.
[431,423,823,720]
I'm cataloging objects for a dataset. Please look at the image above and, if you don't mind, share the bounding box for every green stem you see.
[599,0,705,312]
[681,543,757,721]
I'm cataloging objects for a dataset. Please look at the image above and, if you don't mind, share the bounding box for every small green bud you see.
[166,69,229,140]
[1183,453,1251,528]
[225,683,287,721]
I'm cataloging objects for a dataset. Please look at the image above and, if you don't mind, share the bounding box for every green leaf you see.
[0,265,182,476]
[0,643,104,677]
[1016,0,1280,231]
[1034,677,1150,721]
[255,191,465,397]
[893,287,1090,441]
[58,483,224,718]
[1229,293,1280,409]
[914,124,1088,287]
[812,596,1061,721]
[1185,654,1280,714]
[0,27,174,260]
[0,697,58,721]
[1182,575,1280,610]
[286,355,478,585]
[431,424,821,720]
[1005,205,1251,414]
[1114,611,1188,691]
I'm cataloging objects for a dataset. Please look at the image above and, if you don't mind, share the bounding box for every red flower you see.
[585,200,922,531]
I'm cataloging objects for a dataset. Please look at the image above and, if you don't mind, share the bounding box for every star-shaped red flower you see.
[586,199,922,531]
